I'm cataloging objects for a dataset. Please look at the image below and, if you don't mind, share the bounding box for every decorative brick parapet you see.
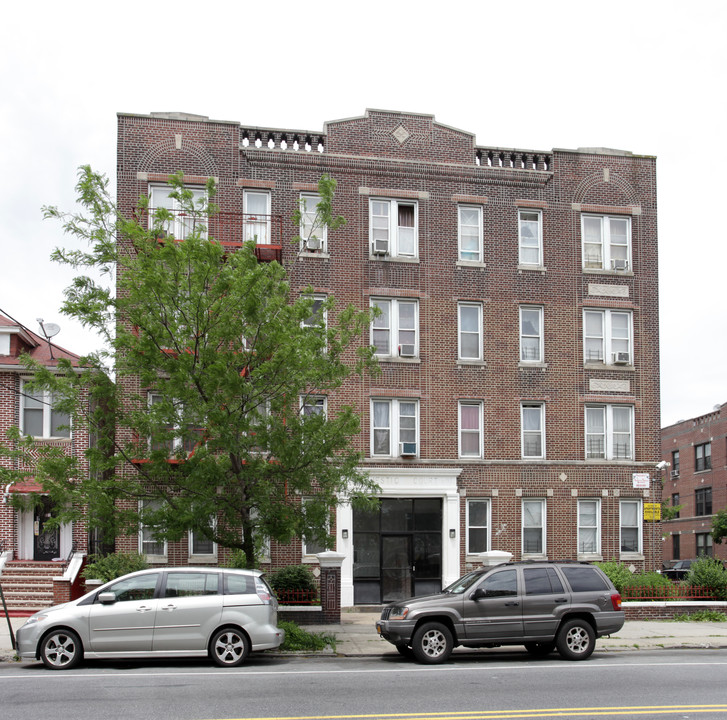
[52,578,72,605]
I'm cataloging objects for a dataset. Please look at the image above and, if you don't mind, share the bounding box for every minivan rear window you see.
[225,574,256,594]
[561,566,609,592]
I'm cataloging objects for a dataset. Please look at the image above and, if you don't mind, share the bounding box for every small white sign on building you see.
[632,473,651,489]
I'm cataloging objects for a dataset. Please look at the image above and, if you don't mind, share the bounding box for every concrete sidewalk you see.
[2,611,727,663]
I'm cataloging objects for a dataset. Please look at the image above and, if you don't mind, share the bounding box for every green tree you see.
[4,167,379,567]
[712,507,727,545]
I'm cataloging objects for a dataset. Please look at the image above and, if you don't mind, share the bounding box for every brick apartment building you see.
[661,402,727,564]
[115,109,661,606]
[0,314,89,562]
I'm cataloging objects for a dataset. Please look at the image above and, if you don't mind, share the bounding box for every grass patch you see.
[671,610,727,622]
[278,620,337,652]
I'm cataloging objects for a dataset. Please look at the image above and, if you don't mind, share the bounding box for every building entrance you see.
[353,497,442,604]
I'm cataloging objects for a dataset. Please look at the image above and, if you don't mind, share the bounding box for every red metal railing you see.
[621,585,716,601]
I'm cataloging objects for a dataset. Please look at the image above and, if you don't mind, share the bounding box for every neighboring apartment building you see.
[116,109,661,606]
[661,402,727,564]
[0,314,89,561]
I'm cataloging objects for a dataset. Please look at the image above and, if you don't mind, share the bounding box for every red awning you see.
[7,480,44,493]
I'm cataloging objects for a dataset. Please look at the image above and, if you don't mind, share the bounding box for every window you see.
[164,572,219,598]
[585,404,633,460]
[459,401,483,458]
[21,384,70,439]
[518,209,542,266]
[672,450,680,476]
[371,399,419,457]
[370,198,417,258]
[148,393,204,455]
[139,499,166,558]
[522,499,545,555]
[672,533,680,560]
[521,403,545,459]
[583,310,633,364]
[149,185,207,240]
[302,294,327,329]
[671,493,680,519]
[458,206,482,262]
[695,442,711,471]
[299,193,327,252]
[189,517,216,558]
[519,306,543,363]
[466,499,490,554]
[458,303,482,361]
[302,498,330,557]
[478,569,517,596]
[695,487,712,516]
[371,298,418,358]
[696,532,713,557]
[105,573,159,603]
[243,190,271,244]
[620,499,642,554]
[301,395,326,417]
[578,499,601,555]
[582,214,631,271]
[524,567,565,595]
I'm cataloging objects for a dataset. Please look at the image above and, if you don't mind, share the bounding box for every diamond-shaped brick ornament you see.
[392,125,410,145]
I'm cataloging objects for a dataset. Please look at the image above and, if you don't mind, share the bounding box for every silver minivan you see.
[16,567,284,669]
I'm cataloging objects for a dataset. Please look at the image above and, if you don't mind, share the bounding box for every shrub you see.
[686,557,727,600]
[672,610,727,622]
[596,561,634,593]
[278,620,336,652]
[221,550,248,569]
[269,565,318,593]
[82,553,149,582]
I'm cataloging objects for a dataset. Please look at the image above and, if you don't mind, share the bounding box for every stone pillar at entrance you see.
[316,551,346,623]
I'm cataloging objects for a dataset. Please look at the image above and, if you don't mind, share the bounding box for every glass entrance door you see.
[381,535,412,602]
[34,496,60,561]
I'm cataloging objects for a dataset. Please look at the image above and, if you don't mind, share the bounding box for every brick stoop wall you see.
[623,601,727,620]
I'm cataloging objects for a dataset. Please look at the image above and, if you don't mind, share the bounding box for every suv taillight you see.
[611,592,622,611]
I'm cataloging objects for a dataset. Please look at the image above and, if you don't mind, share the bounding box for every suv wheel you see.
[210,627,250,667]
[411,622,453,664]
[556,619,595,660]
[524,641,556,657]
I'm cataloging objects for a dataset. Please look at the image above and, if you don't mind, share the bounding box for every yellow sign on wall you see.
[644,503,662,522]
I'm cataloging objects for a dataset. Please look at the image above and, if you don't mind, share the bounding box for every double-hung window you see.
[671,493,680,518]
[301,395,327,417]
[521,403,545,459]
[371,399,419,457]
[695,487,712,516]
[578,499,601,555]
[585,404,633,460]
[139,499,167,558]
[371,298,418,358]
[522,499,546,555]
[672,450,680,476]
[459,401,483,458]
[458,206,482,262]
[519,306,543,363]
[620,499,642,554]
[583,309,632,365]
[370,198,417,258]
[189,517,216,559]
[300,193,327,252]
[148,392,204,455]
[302,498,330,557]
[149,185,207,240]
[582,214,631,271]
[696,532,713,557]
[466,499,490,554]
[302,294,327,330]
[243,190,271,244]
[695,442,711,471]
[458,303,482,361]
[518,209,543,266]
[21,383,70,439]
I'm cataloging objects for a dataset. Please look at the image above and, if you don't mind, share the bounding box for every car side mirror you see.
[98,592,117,604]
[471,588,487,600]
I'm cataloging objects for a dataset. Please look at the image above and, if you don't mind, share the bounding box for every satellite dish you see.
[41,322,61,338]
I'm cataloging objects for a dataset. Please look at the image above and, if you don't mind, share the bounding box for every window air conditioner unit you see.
[306,236,321,251]
[611,258,629,271]
[400,442,417,457]
[612,351,631,365]
[670,470,679,479]
[398,344,416,357]
[372,239,389,255]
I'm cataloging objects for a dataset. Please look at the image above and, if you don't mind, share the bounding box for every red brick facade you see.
[116,110,661,605]
[661,402,727,564]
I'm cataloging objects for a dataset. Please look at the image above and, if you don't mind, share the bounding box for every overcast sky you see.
[1,0,724,428]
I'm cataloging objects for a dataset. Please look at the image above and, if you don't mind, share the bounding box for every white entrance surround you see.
[16,509,73,561]
[337,467,462,607]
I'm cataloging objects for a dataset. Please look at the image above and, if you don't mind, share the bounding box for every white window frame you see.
[371,398,419,457]
[518,209,543,266]
[522,498,546,557]
[577,499,601,556]
[458,205,483,262]
[243,190,271,244]
[459,401,483,459]
[519,306,544,363]
[466,498,490,555]
[370,298,419,359]
[149,184,207,240]
[299,192,327,252]
[148,392,204,455]
[300,394,327,417]
[188,517,217,560]
[458,302,482,361]
[620,499,643,555]
[369,198,418,258]
[521,403,545,459]
[20,382,71,439]
[301,294,328,330]
[139,499,167,560]
[581,214,632,271]
[583,309,633,365]
[302,497,330,559]
[585,404,634,460]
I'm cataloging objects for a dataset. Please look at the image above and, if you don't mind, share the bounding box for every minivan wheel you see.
[411,622,453,664]
[556,619,595,660]
[524,641,556,657]
[210,627,250,667]
[40,629,82,670]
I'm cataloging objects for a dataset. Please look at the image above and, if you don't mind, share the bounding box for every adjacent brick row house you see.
[661,401,727,564]
[115,109,662,606]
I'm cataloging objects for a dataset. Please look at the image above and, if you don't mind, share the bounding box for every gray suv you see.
[376,561,623,663]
